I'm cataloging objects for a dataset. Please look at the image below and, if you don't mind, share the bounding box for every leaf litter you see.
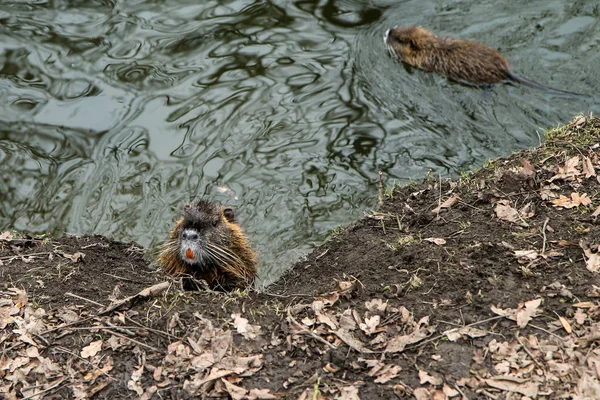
[2,115,600,398]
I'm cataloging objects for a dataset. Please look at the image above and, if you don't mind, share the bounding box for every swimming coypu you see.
[157,199,257,290]
[384,26,582,95]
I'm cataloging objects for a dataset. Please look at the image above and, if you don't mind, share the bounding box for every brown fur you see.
[157,201,257,290]
[385,26,510,84]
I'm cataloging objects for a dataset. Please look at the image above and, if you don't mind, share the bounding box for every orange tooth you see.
[186,248,194,260]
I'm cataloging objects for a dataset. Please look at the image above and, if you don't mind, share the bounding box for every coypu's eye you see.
[212,219,219,227]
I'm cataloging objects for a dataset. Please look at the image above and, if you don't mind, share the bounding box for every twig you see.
[21,377,66,400]
[40,316,96,336]
[287,308,337,350]
[54,347,114,380]
[65,292,105,307]
[125,316,182,340]
[408,315,506,350]
[528,324,564,340]
[102,329,159,352]
[100,320,136,337]
[541,217,549,255]
[98,281,170,315]
[377,171,384,207]
[102,273,138,283]
[515,334,544,370]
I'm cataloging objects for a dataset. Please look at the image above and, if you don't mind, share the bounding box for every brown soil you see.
[2,115,600,399]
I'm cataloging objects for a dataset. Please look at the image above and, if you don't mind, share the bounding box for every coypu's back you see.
[384,26,509,85]
[157,199,257,290]
[384,26,587,97]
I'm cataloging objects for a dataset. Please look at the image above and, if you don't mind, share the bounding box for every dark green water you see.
[0,0,598,285]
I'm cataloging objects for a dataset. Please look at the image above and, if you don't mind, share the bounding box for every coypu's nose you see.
[182,231,199,241]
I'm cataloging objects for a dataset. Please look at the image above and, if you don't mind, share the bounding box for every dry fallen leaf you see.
[419,370,443,386]
[583,156,596,178]
[81,340,103,358]
[373,364,401,384]
[231,313,261,340]
[486,376,538,397]
[558,316,572,333]
[425,237,447,246]
[432,194,460,214]
[516,298,543,328]
[494,200,531,227]
[549,156,581,182]
[551,192,592,209]
[580,242,600,273]
[514,250,539,260]
[385,317,432,353]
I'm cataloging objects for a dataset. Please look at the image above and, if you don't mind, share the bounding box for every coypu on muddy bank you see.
[384,26,584,96]
[157,199,257,290]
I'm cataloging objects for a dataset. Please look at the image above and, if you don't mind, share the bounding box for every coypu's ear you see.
[223,208,236,223]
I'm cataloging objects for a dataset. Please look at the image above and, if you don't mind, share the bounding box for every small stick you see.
[125,316,182,340]
[541,217,549,255]
[515,334,544,370]
[98,281,170,315]
[102,273,138,283]
[102,329,159,352]
[54,347,113,380]
[100,320,136,337]
[377,171,384,207]
[40,316,96,336]
[287,308,337,350]
[21,377,66,400]
[65,292,105,307]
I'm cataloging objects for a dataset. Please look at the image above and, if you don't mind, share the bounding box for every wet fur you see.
[157,200,257,290]
[385,26,583,96]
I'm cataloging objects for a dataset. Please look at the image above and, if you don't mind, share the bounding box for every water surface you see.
[0,0,598,285]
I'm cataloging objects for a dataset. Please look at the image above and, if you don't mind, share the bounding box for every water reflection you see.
[0,0,598,286]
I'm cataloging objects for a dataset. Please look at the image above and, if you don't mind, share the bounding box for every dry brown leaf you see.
[81,340,103,358]
[485,376,538,397]
[583,156,597,178]
[558,316,572,333]
[580,241,600,273]
[337,385,360,400]
[516,298,543,328]
[0,231,13,240]
[359,316,380,335]
[551,192,592,209]
[365,298,387,314]
[444,326,488,342]
[494,200,531,227]
[222,379,247,400]
[127,366,144,396]
[592,204,600,218]
[385,317,432,353]
[373,364,401,384]
[0,305,20,329]
[231,313,261,340]
[425,237,447,246]
[513,250,538,260]
[587,286,600,298]
[432,194,460,214]
[413,388,433,400]
[247,388,277,399]
[519,158,536,176]
[549,155,581,182]
[55,250,85,262]
[419,370,443,386]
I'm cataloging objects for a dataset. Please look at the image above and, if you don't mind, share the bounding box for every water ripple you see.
[0,0,598,286]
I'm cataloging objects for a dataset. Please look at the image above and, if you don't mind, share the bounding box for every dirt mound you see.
[2,115,600,399]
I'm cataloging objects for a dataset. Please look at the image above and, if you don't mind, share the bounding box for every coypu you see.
[157,199,257,290]
[384,26,583,96]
